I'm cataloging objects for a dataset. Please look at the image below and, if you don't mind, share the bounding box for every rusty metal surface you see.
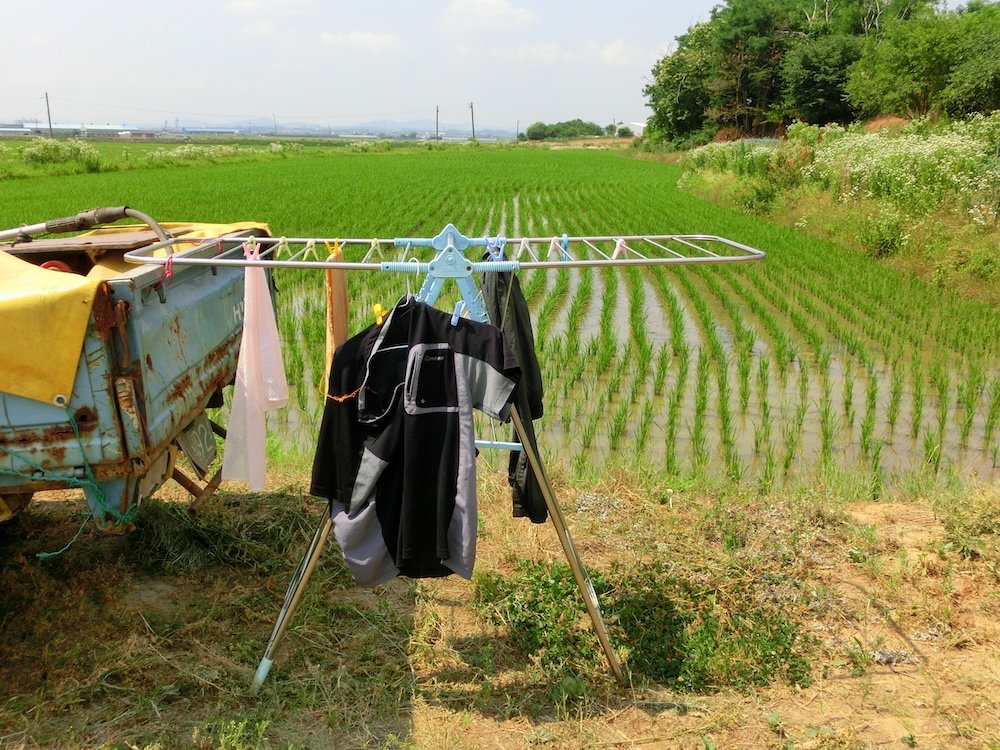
[1,219,266,521]
[0,229,175,255]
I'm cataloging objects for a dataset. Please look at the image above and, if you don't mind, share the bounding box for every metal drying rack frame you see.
[125,223,764,690]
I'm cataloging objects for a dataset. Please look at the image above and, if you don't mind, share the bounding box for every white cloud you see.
[228,0,316,12]
[440,0,535,32]
[599,39,647,66]
[319,31,398,52]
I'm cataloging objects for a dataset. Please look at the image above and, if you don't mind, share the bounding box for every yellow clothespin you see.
[275,236,290,259]
[324,239,341,261]
[301,239,318,261]
[373,303,387,325]
[245,235,258,256]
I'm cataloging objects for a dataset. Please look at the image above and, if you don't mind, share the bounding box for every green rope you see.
[0,406,139,557]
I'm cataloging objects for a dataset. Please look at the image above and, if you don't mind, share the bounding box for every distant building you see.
[181,126,241,136]
[2,122,142,137]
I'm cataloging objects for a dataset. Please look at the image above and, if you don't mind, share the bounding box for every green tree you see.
[643,23,714,143]
[939,2,1000,115]
[846,11,959,117]
[782,33,862,123]
[705,0,803,134]
[525,122,549,141]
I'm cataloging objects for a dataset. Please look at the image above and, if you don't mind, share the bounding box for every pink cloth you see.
[222,241,289,490]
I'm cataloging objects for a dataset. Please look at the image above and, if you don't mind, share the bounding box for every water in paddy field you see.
[272,260,1000,490]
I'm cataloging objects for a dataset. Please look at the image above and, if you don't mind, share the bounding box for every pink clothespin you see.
[548,236,562,260]
[163,254,174,282]
[612,238,627,259]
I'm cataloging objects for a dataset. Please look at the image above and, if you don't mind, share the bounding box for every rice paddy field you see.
[5,140,996,492]
[1,140,999,749]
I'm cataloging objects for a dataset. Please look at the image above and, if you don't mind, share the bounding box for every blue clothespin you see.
[560,233,569,261]
[486,236,506,261]
[451,300,466,326]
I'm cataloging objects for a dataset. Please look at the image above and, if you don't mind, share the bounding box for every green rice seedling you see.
[563,268,592,359]
[675,270,725,367]
[780,421,800,479]
[690,348,711,474]
[534,267,570,349]
[652,344,671,398]
[756,356,770,411]
[598,268,618,342]
[663,344,692,473]
[887,362,904,442]
[930,359,951,444]
[870,441,885,500]
[520,269,547,305]
[608,399,631,451]
[984,378,1000,450]
[625,267,649,351]
[715,269,795,379]
[759,444,777,492]
[737,345,753,415]
[753,394,773,455]
[819,381,836,466]
[860,371,878,458]
[635,399,655,454]
[842,360,856,427]
[910,361,925,440]
[956,363,984,448]
[923,429,943,474]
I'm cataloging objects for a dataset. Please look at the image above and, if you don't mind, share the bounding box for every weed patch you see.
[473,559,813,692]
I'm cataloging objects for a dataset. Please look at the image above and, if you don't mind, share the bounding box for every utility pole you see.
[436,105,439,141]
[516,119,519,141]
[45,92,53,138]
[272,113,278,135]
[469,101,475,141]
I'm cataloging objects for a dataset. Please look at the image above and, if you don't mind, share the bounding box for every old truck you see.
[0,207,270,525]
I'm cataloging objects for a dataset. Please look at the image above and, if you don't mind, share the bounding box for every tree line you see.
[522,119,634,141]
[643,0,999,148]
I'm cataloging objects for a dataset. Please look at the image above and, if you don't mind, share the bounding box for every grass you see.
[5,466,998,749]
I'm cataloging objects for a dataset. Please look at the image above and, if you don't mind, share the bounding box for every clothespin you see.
[451,300,466,326]
[370,238,380,258]
[515,237,531,260]
[548,237,562,260]
[163,254,174,283]
[612,238,627,259]
[301,239,319,261]
[274,236,290,259]
[244,236,258,258]
[373,303,387,325]
[324,239,341,261]
[486,236,506,261]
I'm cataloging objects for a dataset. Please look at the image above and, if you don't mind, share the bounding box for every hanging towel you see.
[222,241,288,490]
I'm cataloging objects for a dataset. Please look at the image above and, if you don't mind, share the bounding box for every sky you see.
[0,0,721,132]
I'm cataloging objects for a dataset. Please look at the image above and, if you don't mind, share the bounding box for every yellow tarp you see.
[0,252,102,405]
[0,220,270,405]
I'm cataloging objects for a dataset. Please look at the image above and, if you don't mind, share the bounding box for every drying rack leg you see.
[509,407,626,684]
[251,501,334,693]
[252,413,626,691]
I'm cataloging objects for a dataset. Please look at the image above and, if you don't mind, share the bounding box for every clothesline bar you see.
[124,231,764,270]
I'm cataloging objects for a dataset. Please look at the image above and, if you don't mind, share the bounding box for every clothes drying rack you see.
[124,224,764,690]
